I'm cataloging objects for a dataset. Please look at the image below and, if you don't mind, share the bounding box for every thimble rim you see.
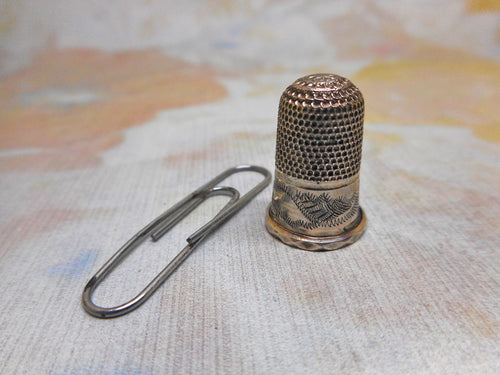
[265,205,366,251]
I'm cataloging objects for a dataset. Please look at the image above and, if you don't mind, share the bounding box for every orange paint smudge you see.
[1,208,83,245]
[321,2,421,61]
[321,1,497,63]
[0,48,227,171]
[0,133,122,171]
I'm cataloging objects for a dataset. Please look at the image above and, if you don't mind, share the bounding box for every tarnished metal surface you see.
[267,73,367,250]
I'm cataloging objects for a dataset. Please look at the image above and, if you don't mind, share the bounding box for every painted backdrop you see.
[1,1,499,374]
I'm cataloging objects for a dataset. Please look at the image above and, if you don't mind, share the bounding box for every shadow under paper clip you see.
[82,165,271,318]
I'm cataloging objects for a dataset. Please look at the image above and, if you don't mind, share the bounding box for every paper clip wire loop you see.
[82,165,271,318]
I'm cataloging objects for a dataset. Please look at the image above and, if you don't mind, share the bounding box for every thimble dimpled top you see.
[266,73,366,251]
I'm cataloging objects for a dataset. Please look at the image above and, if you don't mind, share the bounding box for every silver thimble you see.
[266,73,366,251]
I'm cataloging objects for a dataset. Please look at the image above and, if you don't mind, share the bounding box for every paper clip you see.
[82,165,271,318]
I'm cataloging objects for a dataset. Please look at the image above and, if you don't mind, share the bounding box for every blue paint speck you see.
[48,250,97,278]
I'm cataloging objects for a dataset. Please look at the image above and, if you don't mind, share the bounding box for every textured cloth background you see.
[0,1,499,374]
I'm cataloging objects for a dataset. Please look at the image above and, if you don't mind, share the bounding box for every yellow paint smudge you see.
[365,131,403,150]
[320,0,500,143]
[354,55,500,143]
[467,0,500,12]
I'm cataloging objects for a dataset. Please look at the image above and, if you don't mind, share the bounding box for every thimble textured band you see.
[274,74,364,185]
[266,73,366,251]
[269,170,360,237]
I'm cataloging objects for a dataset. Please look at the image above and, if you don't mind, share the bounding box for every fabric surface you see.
[0,1,499,374]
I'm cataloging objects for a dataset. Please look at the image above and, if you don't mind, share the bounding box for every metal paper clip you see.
[82,165,271,318]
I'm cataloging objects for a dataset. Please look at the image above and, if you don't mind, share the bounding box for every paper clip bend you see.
[82,165,271,318]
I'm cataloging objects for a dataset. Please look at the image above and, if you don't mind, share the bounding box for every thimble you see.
[266,73,366,251]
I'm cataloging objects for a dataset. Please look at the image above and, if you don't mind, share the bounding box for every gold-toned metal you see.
[266,73,367,251]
